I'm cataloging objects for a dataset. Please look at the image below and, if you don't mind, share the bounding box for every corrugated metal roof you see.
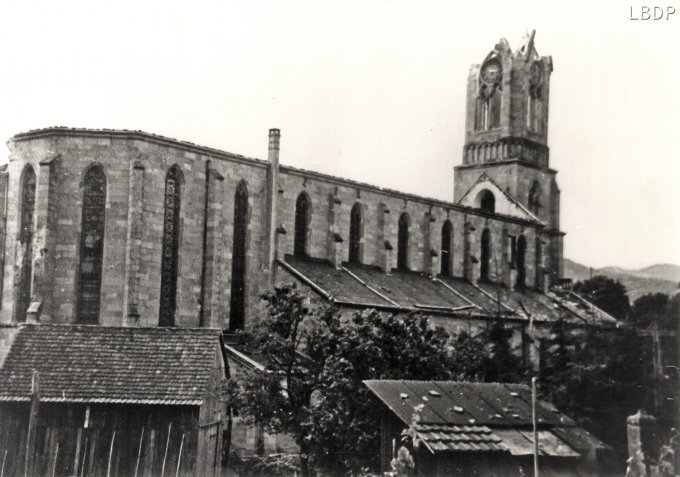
[364,380,607,456]
[492,430,580,457]
[552,426,610,451]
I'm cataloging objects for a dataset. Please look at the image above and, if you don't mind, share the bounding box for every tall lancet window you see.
[294,192,311,257]
[77,165,106,324]
[440,220,453,276]
[229,181,248,331]
[159,166,181,327]
[349,203,362,264]
[516,235,527,289]
[527,62,544,132]
[397,212,410,270]
[480,228,491,282]
[16,165,36,323]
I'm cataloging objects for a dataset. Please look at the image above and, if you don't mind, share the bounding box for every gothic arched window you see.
[294,192,311,257]
[16,165,36,323]
[229,181,248,331]
[159,166,182,326]
[475,84,501,131]
[349,203,362,264]
[528,181,542,216]
[480,228,491,282]
[516,235,527,289]
[527,86,543,132]
[77,165,106,324]
[440,220,453,276]
[397,212,410,270]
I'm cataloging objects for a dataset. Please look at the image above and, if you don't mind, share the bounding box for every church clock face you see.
[481,59,502,84]
[529,62,543,85]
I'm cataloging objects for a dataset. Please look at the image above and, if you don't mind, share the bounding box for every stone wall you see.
[0,128,547,330]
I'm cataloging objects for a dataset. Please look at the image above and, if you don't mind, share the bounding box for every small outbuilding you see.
[0,324,227,477]
[365,380,610,477]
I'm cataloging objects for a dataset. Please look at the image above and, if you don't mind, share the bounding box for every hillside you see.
[564,259,680,301]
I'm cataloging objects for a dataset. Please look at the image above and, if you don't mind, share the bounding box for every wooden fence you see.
[0,419,219,477]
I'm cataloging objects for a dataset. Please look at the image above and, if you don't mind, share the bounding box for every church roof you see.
[0,324,224,405]
[279,255,616,326]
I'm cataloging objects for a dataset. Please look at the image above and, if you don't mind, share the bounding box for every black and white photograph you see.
[0,1,678,476]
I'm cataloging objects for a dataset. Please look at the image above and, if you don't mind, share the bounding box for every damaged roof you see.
[0,324,224,405]
[364,380,607,455]
[279,255,616,325]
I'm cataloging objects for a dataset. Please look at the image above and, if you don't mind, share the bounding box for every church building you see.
[0,32,611,338]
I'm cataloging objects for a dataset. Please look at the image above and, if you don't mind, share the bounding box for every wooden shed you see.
[365,380,611,477]
[0,324,227,477]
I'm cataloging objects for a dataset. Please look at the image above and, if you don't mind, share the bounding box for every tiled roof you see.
[0,324,224,405]
[279,255,616,325]
[364,380,607,455]
[415,423,506,452]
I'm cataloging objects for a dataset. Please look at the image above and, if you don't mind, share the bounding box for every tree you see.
[538,316,652,458]
[479,322,529,383]
[632,293,678,330]
[573,275,631,321]
[223,286,463,476]
[310,311,459,474]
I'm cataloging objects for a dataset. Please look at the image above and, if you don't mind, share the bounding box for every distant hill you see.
[564,258,680,301]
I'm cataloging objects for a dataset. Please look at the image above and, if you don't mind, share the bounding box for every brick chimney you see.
[263,129,280,287]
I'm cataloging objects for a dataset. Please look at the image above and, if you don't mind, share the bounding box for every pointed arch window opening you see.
[475,84,501,131]
[17,166,36,323]
[480,228,491,282]
[294,193,311,257]
[349,203,362,264]
[440,220,453,276]
[528,86,543,132]
[397,213,410,270]
[77,165,106,324]
[229,182,249,331]
[159,167,181,327]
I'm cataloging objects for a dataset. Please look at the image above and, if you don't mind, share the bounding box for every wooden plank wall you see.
[0,403,219,477]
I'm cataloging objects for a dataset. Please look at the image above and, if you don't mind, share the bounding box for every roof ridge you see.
[18,323,222,332]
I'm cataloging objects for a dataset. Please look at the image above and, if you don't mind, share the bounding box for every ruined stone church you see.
[0,32,611,337]
[0,31,616,476]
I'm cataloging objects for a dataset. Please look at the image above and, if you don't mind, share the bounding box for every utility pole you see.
[532,376,539,477]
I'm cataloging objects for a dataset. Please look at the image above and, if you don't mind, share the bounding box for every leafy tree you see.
[632,292,678,330]
[479,322,529,383]
[573,275,631,321]
[224,287,542,475]
[538,316,652,457]
[223,286,464,476]
[310,311,460,474]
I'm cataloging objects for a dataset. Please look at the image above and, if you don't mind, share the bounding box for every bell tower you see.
[454,30,565,284]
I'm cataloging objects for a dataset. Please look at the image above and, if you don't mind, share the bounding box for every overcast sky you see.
[1,0,678,269]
